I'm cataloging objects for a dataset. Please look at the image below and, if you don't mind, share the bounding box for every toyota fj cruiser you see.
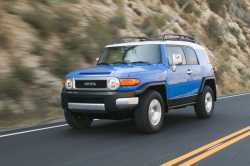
[61,34,217,133]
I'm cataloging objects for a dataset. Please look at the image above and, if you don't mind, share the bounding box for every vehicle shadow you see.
[62,108,202,136]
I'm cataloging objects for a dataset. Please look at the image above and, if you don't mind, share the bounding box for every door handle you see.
[187,69,192,75]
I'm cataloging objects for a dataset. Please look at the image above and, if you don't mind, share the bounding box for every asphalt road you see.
[0,93,250,166]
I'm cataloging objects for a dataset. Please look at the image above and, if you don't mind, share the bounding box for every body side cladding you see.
[168,95,198,109]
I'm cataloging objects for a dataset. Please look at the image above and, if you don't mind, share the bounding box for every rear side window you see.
[166,46,186,65]
[183,47,199,65]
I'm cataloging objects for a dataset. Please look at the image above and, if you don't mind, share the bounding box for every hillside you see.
[0,0,250,129]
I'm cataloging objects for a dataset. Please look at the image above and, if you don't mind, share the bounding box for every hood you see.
[66,64,163,78]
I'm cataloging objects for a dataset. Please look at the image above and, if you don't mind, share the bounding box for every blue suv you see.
[61,34,217,133]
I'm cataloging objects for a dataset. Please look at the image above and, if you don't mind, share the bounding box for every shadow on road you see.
[62,108,202,137]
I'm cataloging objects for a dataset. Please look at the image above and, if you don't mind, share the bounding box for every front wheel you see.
[195,86,215,119]
[134,90,165,134]
[64,110,93,130]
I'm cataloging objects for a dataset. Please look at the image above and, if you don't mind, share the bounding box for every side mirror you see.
[172,54,183,72]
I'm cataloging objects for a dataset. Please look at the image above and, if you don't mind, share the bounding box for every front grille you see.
[67,96,105,103]
[75,80,107,89]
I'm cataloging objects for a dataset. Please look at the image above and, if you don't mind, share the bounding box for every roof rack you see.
[112,34,196,44]
[119,36,153,42]
[110,36,153,45]
[162,33,196,43]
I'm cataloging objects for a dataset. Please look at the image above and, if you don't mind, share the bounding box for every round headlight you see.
[65,79,73,89]
[107,77,120,90]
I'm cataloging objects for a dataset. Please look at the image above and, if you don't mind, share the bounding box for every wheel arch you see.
[199,77,217,101]
[138,81,167,101]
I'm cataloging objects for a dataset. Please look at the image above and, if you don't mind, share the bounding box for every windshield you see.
[98,44,161,65]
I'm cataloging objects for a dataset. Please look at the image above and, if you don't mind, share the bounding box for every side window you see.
[183,47,199,65]
[166,46,186,65]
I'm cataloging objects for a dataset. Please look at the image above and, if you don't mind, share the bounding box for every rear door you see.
[166,46,192,100]
[182,46,202,95]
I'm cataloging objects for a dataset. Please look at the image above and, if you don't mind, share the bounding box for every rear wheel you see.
[195,86,215,119]
[134,90,165,133]
[64,110,93,129]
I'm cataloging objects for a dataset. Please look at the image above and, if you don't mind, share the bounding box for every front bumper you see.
[61,90,140,113]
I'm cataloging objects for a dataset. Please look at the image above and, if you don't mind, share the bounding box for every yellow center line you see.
[161,126,250,166]
[180,131,250,166]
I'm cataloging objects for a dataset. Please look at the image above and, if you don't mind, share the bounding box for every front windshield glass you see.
[98,44,161,65]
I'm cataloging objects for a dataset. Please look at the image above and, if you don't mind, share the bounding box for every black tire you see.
[64,109,93,130]
[134,90,165,134]
[195,86,215,119]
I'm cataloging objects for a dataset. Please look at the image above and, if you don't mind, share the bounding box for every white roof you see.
[106,40,203,50]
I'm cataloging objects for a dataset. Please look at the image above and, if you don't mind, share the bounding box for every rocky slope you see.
[0,0,250,128]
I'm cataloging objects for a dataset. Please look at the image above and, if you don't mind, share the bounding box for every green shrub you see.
[207,0,227,17]
[206,16,225,44]
[54,10,78,34]
[140,15,166,37]
[109,11,127,29]
[31,42,46,56]
[86,18,119,50]
[21,8,55,38]
[0,76,23,100]
[50,51,80,78]
[152,15,166,28]
[112,0,124,7]
[0,31,10,49]
[21,4,78,38]
[160,0,176,7]
[11,62,34,84]
[0,104,14,115]
[183,1,195,13]
[142,26,159,38]
[176,0,188,8]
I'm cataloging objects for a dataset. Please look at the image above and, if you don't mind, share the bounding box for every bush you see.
[31,41,46,56]
[21,8,55,38]
[11,62,34,84]
[21,4,77,38]
[83,18,119,62]
[183,1,195,13]
[160,0,176,7]
[0,76,23,100]
[176,0,188,8]
[206,16,225,44]
[50,51,80,78]
[109,11,127,29]
[86,18,119,50]
[140,15,166,37]
[54,10,78,34]
[152,15,166,29]
[112,0,124,7]
[207,0,228,17]
[0,32,10,49]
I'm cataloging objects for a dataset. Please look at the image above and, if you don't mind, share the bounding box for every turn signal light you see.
[120,79,140,86]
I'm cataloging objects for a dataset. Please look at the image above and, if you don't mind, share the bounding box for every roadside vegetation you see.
[0,0,250,129]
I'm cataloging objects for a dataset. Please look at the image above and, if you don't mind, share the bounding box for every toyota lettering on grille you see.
[83,82,97,87]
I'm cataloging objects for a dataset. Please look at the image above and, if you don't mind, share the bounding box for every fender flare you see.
[199,76,217,100]
[137,81,166,95]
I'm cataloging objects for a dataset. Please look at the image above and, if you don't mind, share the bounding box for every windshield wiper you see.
[112,61,129,64]
[97,62,110,65]
[129,61,151,64]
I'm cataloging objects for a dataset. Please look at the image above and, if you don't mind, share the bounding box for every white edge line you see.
[218,92,250,100]
[1,93,250,138]
[0,124,68,138]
